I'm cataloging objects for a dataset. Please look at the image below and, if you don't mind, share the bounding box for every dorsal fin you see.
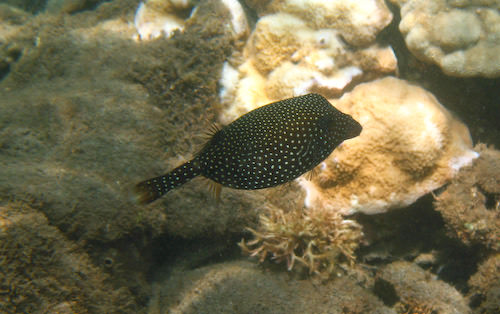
[200,120,222,140]
[206,122,221,138]
[194,121,223,157]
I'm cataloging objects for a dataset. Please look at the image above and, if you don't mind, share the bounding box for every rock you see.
[468,253,500,313]
[148,260,395,314]
[375,261,471,313]
[46,0,89,14]
[0,203,137,313]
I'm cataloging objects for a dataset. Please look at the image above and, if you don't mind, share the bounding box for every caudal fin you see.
[134,161,200,204]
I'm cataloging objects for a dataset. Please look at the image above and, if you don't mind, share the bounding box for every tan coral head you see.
[300,77,478,215]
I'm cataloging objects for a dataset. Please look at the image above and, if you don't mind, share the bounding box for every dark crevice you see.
[0,62,10,82]
[373,278,400,307]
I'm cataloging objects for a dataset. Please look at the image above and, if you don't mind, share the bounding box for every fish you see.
[134,93,362,204]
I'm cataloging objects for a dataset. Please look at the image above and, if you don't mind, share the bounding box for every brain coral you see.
[394,0,500,77]
[299,77,478,215]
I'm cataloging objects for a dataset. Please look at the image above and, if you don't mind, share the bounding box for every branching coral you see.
[239,205,363,277]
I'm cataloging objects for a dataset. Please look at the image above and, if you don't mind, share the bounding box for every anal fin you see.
[207,180,222,203]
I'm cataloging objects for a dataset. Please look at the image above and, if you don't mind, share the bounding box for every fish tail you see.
[134,161,200,204]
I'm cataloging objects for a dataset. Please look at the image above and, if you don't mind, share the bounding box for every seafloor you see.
[1,0,499,313]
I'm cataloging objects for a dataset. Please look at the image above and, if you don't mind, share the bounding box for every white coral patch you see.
[220,0,249,37]
[449,150,479,173]
[293,66,362,96]
[134,1,186,40]
[219,62,239,104]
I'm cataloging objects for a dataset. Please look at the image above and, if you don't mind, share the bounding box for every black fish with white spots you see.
[134,93,362,204]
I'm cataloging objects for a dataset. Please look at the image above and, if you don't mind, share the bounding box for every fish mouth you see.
[346,118,362,139]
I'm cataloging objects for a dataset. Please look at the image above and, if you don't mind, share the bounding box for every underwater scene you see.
[1,0,499,313]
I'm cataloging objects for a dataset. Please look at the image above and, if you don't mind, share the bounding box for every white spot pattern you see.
[195,93,361,189]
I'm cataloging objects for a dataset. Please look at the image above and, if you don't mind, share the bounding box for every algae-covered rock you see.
[0,4,166,241]
[0,0,251,242]
[434,144,500,251]
[375,261,471,313]
[149,260,395,314]
[0,203,137,313]
[468,253,500,313]
[0,1,256,310]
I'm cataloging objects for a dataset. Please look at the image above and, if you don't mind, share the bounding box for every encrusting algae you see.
[135,93,362,203]
[239,205,363,278]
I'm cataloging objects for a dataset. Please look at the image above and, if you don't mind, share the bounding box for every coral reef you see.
[0,203,137,313]
[239,205,363,277]
[375,261,471,313]
[392,0,500,78]
[1,0,500,313]
[219,0,396,124]
[149,260,395,313]
[434,144,500,251]
[299,77,478,215]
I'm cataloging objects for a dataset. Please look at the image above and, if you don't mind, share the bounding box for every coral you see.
[375,261,471,313]
[434,144,500,251]
[246,0,393,46]
[239,205,363,277]
[219,0,395,124]
[299,77,478,215]
[0,203,137,313]
[393,0,500,77]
